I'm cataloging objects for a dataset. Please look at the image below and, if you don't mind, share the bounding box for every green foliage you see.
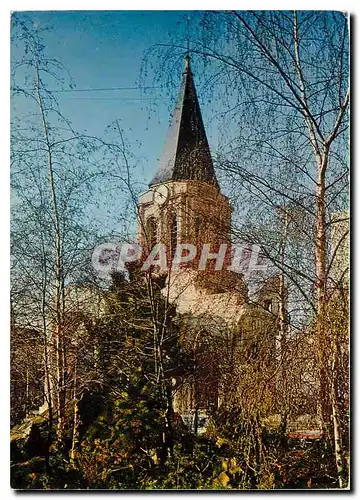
[10,273,348,490]
[74,377,166,488]
[11,411,340,488]
[11,454,84,490]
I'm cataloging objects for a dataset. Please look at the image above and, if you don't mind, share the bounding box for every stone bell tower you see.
[137,57,277,423]
[138,56,231,270]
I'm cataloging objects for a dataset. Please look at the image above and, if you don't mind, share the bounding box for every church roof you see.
[150,56,219,189]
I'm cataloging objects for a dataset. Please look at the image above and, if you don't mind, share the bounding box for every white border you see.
[3,3,356,498]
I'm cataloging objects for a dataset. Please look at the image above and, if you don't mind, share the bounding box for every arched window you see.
[195,216,202,240]
[170,213,178,258]
[145,216,157,250]
[263,298,272,312]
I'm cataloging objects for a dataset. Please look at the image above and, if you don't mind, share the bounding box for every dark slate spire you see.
[150,56,219,189]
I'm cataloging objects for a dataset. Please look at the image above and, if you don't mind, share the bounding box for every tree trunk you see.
[330,336,347,488]
[35,55,65,442]
[70,400,80,464]
[315,157,330,429]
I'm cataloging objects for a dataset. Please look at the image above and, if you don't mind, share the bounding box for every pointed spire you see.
[150,56,219,189]
[184,54,191,72]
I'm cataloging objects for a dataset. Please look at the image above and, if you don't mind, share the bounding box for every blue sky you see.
[12,11,220,189]
[12,10,348,240]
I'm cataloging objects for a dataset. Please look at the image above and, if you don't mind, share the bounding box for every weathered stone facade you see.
[138,180,231,268]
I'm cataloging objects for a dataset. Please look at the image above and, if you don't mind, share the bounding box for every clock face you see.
[153,184,169,206]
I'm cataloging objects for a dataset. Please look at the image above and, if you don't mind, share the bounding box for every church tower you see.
[136,58,280,422]
[138,56,231,271]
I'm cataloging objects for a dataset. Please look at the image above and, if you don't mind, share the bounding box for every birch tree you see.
[149,10,349,486]
[11,14,132,443]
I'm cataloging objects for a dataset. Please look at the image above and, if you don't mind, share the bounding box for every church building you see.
[137,56,280,428]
